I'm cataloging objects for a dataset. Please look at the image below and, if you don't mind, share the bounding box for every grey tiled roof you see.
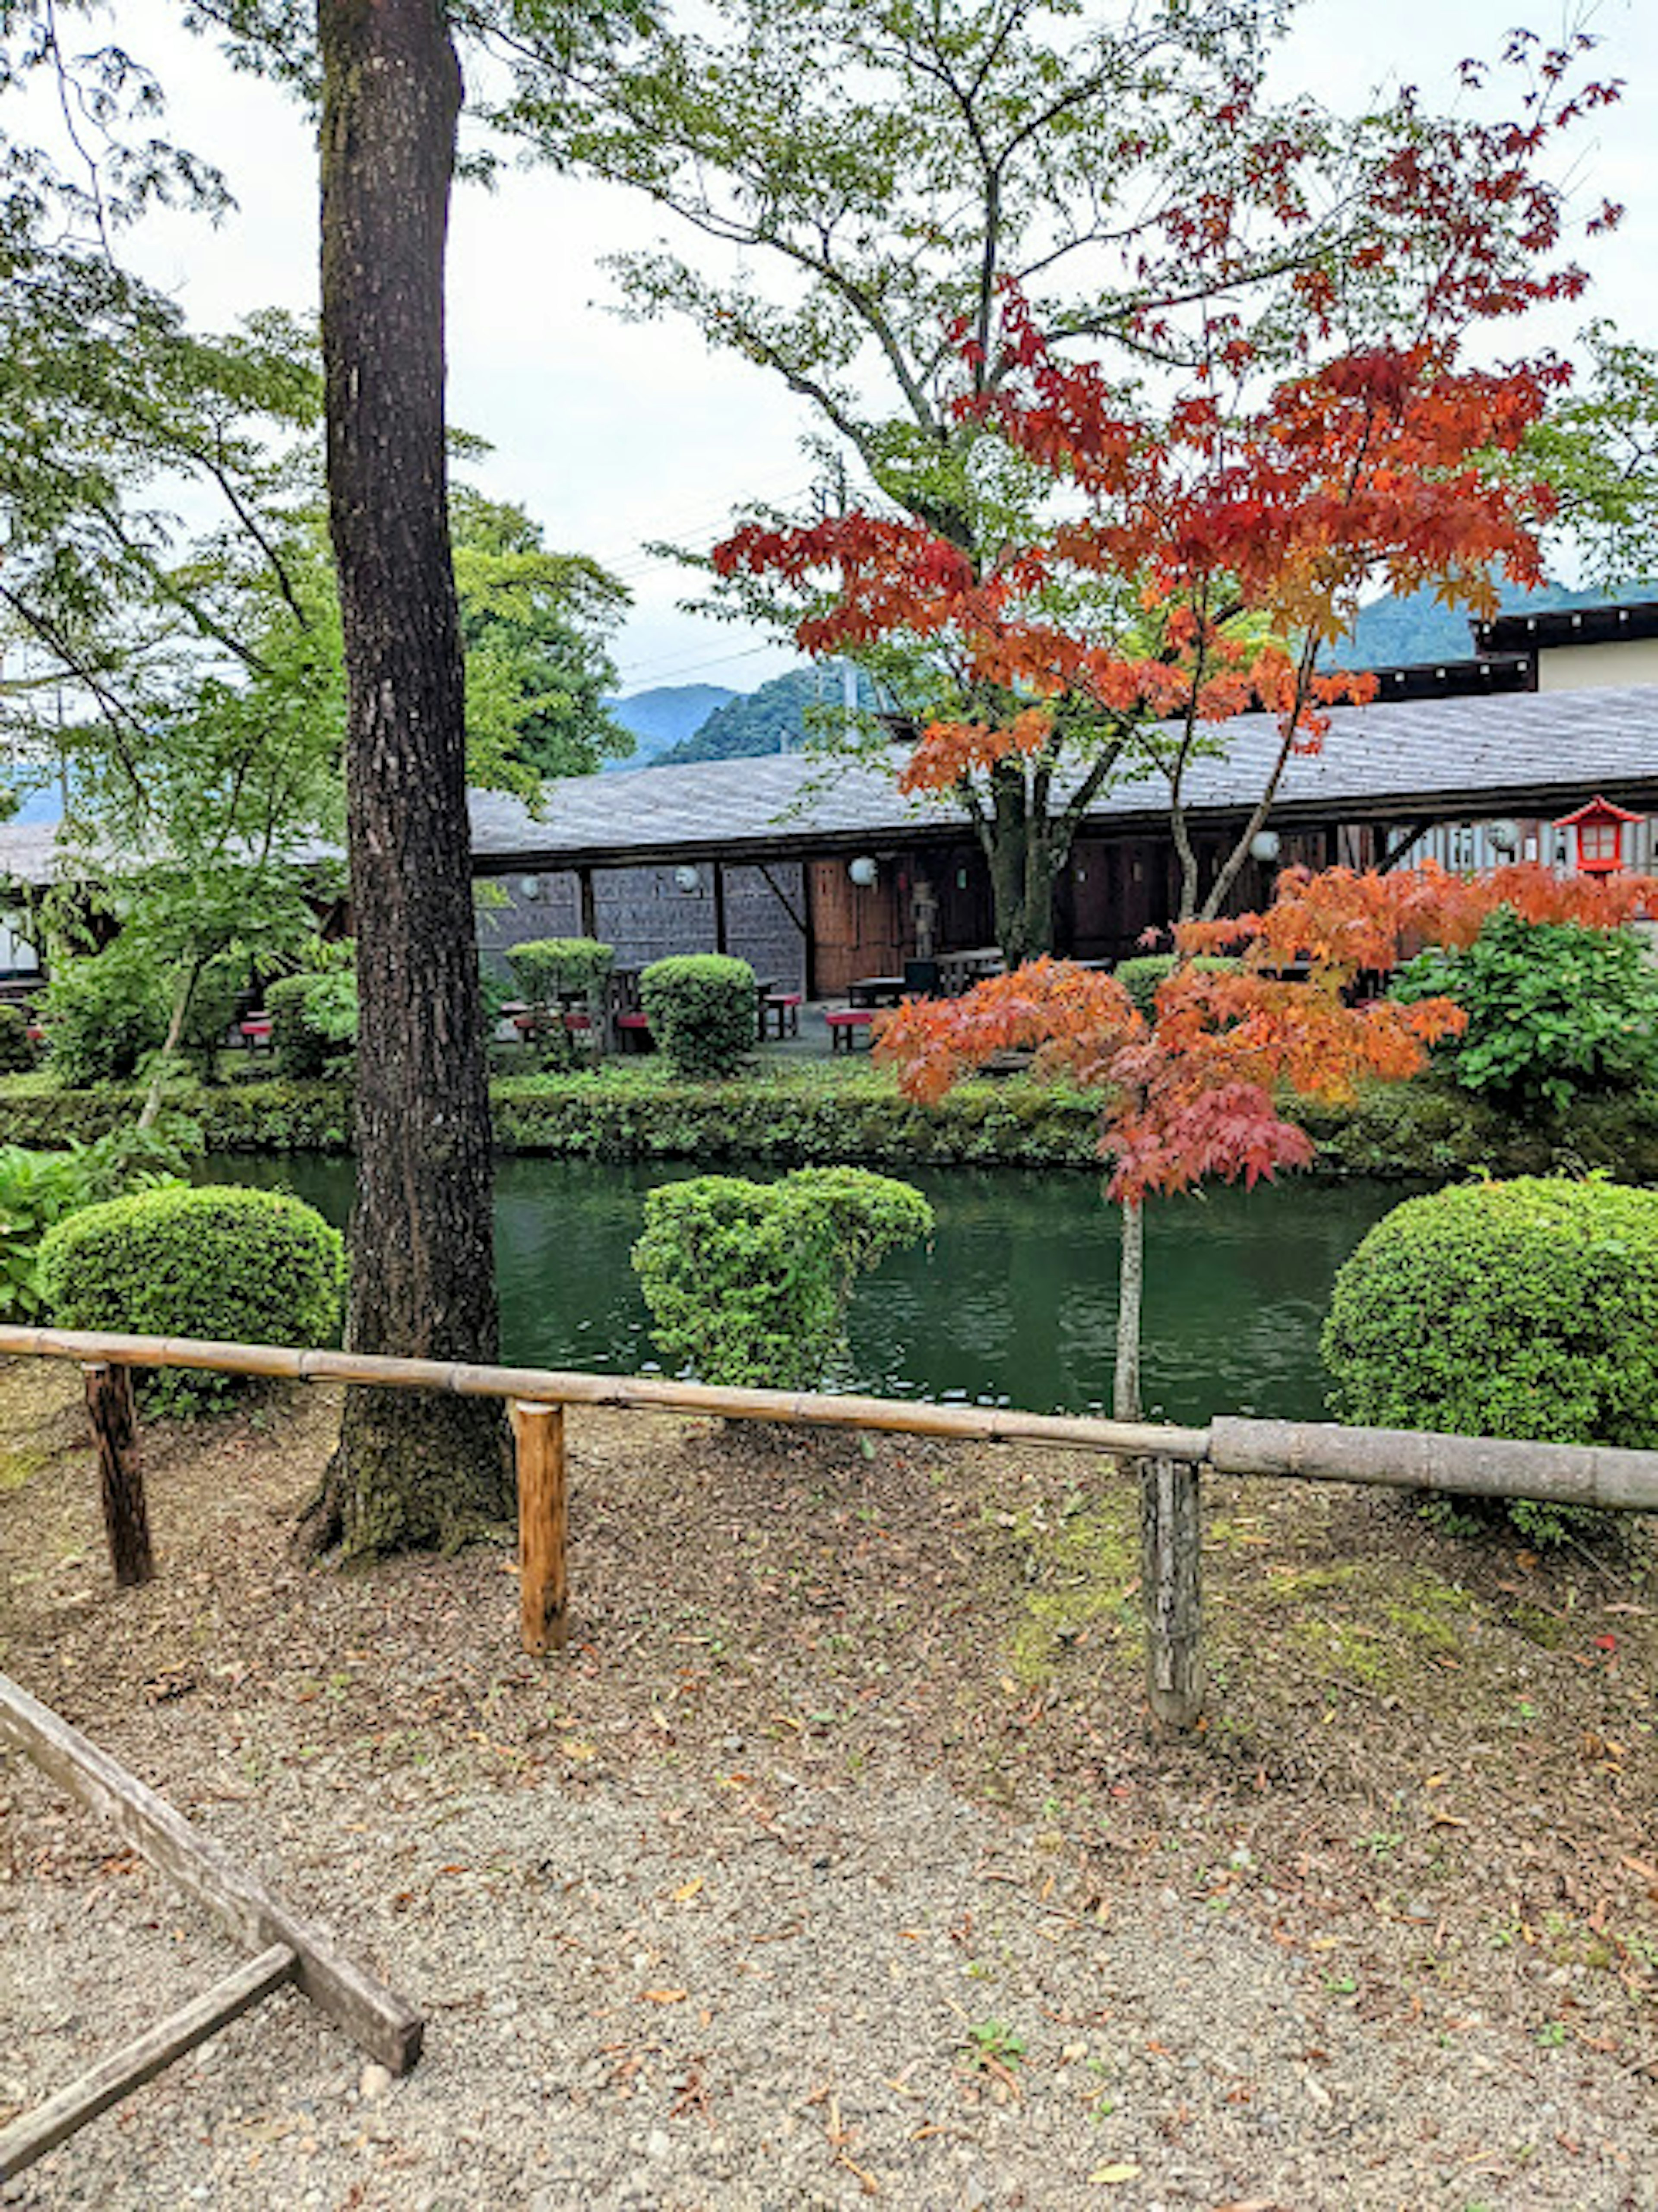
[465,684,1658,867]
[1,686,1653,887]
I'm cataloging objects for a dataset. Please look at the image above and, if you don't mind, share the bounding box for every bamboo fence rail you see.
[3,1323,1658,1703]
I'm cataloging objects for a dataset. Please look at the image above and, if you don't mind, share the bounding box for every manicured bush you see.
[506,937,613,1006]
[39,1183,346,1413]
[640,954,756,1077]
[267,969,358,1078]
[0,1004,35,1073]
[1392,907,1658,1118]
[1114,953,1241,1019]
[1322,1176,1658,1542]
[634,1165,933,1389]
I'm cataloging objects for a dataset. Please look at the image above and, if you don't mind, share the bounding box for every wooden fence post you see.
[1140,1455,1202,1730]
[511,1399,567,1654]
[82,1363,152,1589]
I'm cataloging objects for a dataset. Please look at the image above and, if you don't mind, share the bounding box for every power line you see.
[612,639,786,691]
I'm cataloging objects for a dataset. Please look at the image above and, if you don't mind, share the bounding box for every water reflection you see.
[202,1154,1403,1424]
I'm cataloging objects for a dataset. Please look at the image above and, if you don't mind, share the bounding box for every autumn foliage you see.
[712,34,1621,951]
[876,864,1658,1205]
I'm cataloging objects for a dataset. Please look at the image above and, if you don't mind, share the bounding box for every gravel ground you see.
[4,1368,1658,2209]
[5,1744,1657,2211]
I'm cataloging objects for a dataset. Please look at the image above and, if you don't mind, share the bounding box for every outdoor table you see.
[848,975,907,1009]
[937,948,1006,994]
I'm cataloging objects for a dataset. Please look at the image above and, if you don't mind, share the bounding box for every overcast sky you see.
[107,0,1658,699]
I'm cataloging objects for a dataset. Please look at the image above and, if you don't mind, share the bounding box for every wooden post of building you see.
[577,865,598,941]
[1140,1455,1203,1730]
[82,1362,152,1589]
[511,1399,568,1654]
[712,861,728,956]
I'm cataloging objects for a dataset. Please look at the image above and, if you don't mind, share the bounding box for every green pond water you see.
[203,1155,1408,1425]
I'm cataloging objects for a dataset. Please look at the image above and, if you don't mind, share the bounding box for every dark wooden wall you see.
[477,862,809,991]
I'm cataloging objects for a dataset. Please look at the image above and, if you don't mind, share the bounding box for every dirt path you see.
[3,1363,1657,2209]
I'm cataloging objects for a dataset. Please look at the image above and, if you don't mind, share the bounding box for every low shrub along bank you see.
[38,1183,346,1413]
[634,1165,933,1389]
[1322,1175,1658,1542]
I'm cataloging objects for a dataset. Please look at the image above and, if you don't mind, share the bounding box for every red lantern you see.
[1552,794,1643,877]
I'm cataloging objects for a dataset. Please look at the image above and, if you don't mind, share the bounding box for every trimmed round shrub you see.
[641,954,756,1078]
[0,1003,35,1072]
[634,1165,933,1389]
[1393,908,1658,1118]
[1322,1176,1658,1542]
[39,1183,346,1414]
[267,969,358,1079]
[506,937,613,1006]
[1114,953,1240,1020]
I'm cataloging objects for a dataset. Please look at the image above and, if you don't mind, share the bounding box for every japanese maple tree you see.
[712,32,1620,962]
[877,859,1658,1724]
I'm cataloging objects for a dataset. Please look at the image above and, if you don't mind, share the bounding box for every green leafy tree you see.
[1521,324,1658,590]
[452,487,633,785]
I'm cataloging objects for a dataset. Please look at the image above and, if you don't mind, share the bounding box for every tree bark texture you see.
[310,0,510,1557]
[983,763,1064,965]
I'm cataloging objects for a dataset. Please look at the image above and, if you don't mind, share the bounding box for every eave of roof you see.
[2,685,1654,888]
[1475,600,1658,654]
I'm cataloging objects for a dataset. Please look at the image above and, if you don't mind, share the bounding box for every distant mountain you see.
[1343,579,1658,670]
[655,665,884,766]
[603,684,739,770]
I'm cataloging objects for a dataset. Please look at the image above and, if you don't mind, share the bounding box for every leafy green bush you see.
[38,1183,346,1413]
[0,1005,35,1073]
[1393,908,1658,1117]
[40,949,166,1085]
[1114,953,1241,1019]
[634,1165,933,1389]
[1322,1176,1658,1542]
[506,937,613,1005]
[641,954,757,1077]
[0,1117,199,1320]
[267,969,358,1078]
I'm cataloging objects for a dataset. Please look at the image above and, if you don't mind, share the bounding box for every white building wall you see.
[1537,636,1658,690]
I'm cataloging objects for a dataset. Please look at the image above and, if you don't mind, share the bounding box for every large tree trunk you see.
[984,764,1063,966]
[304,0,511,1559]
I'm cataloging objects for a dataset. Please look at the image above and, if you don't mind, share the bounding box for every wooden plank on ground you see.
[0,1945,296,2183]
[0,1672,423,2074]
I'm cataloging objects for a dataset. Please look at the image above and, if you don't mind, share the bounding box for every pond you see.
[202,1155,1408,1425]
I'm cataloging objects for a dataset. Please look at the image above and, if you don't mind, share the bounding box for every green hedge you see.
[5,1065,1658,1183]
[1322,1176,1658,1541]
[38,1183,346,1413]
[640,955,756,1077]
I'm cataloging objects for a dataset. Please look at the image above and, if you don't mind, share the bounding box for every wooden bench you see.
[762,991,803,1040]
[824,1006,875,1053]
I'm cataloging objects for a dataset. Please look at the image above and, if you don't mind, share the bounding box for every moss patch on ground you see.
[1002,1483,1143,1684]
